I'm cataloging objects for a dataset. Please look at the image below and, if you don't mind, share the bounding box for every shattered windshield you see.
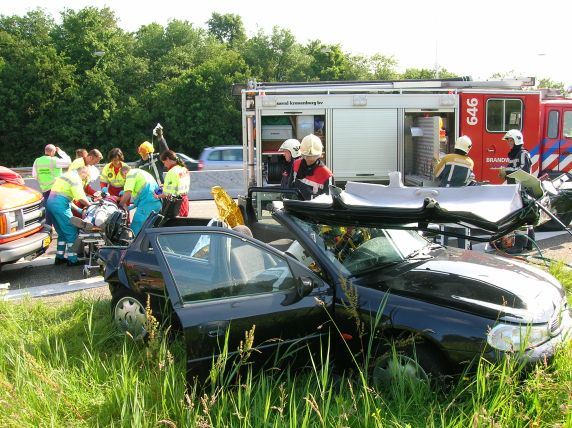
[291,216,431,276]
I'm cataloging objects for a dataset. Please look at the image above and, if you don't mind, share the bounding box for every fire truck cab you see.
[239,77,572,190]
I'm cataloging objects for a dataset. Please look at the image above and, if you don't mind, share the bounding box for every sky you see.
[2,0,571,88]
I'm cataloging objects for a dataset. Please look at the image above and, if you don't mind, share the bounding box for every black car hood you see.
[369,248,563,323]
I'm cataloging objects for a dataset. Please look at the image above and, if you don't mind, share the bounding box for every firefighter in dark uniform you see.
[434,135,474,187]
[499,129,532,184]
[279,138,301,188]
[292,134,334,200]
[499,129,535,252]
[434,135,474,248]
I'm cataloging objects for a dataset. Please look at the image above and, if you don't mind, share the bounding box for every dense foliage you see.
[0,7,453,167]
[0,8,564,167]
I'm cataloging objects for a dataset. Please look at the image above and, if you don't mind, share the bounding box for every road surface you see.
[1,200,219,298]
[2,201,571,300]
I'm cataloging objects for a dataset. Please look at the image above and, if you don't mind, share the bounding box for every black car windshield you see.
[290,217,430,276]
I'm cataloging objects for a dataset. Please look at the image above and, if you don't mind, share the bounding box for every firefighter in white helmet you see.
[499,129,535,252]
[279,138,301,188]
[433,135,475,187]
[499,129,531,184]
[292,134,334,200]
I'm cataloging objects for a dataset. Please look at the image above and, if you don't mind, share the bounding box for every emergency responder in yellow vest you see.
[99,148,127,197]
[46,166,91,266]
[119,165,162,235]
[155,150,190,216]
[32,144,72,226]
[69,148,103,196]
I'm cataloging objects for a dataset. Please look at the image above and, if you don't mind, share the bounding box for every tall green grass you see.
[1,266,571,427]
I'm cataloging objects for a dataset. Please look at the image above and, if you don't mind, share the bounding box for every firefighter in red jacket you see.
[292,134,334,200]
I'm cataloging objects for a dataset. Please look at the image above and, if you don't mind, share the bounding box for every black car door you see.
[148,227,332,372]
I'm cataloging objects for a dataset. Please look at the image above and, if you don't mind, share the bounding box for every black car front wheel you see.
[370,342,444,389]
[111,289,149,340]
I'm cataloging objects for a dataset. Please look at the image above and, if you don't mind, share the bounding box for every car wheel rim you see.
[114,296,147,339]
[372,354,429,387]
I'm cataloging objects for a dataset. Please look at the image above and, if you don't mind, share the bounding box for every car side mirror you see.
[297,277,314,297]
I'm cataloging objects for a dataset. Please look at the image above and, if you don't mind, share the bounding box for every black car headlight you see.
[487,323,551,352]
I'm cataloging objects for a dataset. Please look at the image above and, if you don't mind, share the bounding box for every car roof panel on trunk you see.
[282,182,538,241]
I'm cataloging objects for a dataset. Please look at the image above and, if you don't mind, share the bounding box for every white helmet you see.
[454,135,472,154]
[503,129,524,145]
[279,139,301,157]
[300,134,323,156]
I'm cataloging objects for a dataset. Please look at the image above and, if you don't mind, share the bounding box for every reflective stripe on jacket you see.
[34,156,62,191]
[505,146,532,184]
[292,158,334,199]
[50,170,87,201]
[163,165,190,195]
[100,162,126,188]
[68,157,86,171]
[434,153,474,187]
[124,168,158,200]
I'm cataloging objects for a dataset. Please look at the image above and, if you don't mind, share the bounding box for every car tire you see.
[111,289,149,340]
[370,342,444,389]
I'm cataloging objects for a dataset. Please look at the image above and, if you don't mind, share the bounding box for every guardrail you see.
[16,166,244,200]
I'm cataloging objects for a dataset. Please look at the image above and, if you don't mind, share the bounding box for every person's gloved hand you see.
[498,168,507,180]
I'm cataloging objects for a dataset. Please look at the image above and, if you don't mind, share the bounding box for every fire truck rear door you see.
[330,109,398,182]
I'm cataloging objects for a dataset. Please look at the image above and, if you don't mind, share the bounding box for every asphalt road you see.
[2,200,571,295]
[0,200,219,292]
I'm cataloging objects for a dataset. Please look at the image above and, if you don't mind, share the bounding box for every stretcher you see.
[71,199,123,278]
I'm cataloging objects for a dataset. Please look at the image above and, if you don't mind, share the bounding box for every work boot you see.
[54,257,67,265]
[67,259,83,267]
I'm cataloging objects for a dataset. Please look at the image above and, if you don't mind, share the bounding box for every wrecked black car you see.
[98,182,572,381]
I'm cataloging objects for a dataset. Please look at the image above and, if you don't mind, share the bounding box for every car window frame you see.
[147,226,303,308]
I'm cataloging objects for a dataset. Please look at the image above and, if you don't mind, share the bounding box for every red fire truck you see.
[239,77,572,189]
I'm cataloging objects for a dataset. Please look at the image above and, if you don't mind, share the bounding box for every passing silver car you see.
[198,146,243,170]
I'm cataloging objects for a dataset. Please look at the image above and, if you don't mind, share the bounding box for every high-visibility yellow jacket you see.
[68,157,86,171]
[100,162,127,188]
[33,156,63,191]
[163,165,190,196]
[123,169,157,200]
[50,170,87,201]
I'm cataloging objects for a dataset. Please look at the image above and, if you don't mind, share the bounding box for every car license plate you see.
[43,236,51,248]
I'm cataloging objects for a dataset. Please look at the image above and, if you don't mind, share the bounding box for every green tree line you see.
[0,8,563,167]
